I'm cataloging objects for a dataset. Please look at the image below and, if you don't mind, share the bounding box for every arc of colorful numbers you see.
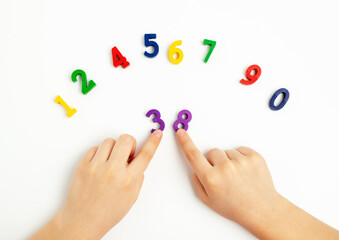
[55,34,290,123]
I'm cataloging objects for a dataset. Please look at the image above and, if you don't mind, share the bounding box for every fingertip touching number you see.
[144,34,159,58]
[269,88,290,111]
[203,39,216,63]
[146,109,165,133]
[168,40,184,65]
[55,95,77,118]
[71,69,96,95]
[240,65,261,85]
[173,109,192,132]
[112,46,130,68]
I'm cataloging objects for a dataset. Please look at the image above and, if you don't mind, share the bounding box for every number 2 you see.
[146,109,165,133]
[203,39,216,63]
[144,34,159,58]
[71,69,96,95]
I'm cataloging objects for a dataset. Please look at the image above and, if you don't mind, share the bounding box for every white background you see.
[0,0,339,239]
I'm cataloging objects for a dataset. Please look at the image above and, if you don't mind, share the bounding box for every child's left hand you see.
[30,130,163,240]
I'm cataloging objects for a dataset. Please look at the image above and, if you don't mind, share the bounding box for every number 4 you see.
[203,39,216,63]
[112,46,130,68]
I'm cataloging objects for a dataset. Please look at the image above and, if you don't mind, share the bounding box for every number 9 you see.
[168,40,184,65]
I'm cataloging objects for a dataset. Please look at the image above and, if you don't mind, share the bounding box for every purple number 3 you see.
[146,109,165,133]
[173,109,192,131]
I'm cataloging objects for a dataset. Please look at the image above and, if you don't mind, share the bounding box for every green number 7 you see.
[203,39,216,63]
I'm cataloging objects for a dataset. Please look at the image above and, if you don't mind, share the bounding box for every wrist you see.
[49,208,100,240]
[238,193,290,238]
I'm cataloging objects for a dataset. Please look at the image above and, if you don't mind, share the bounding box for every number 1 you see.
[203,39,216,63]
[55,95,77,117]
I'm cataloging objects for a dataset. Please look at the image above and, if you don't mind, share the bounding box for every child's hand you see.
[176,129,339,240]
[31,130,162,240]
[176,129,279,226]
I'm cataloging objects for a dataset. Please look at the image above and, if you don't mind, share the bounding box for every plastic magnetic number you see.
[55,95,77,117]
[168,40,184,65]
[173,109,192,131]
[71,69,96,95]
[146,109,165,133]
[269,88,290,111]
[203,39,216,63]
[240,65,262,85]
[144,34,159,58]
[112,46,130,68]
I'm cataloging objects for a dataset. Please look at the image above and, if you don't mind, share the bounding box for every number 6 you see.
[168,40,184,65]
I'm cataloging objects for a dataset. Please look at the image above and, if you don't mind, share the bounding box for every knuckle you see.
[204,172,218,187]
[207,148,222,158]
[220,162,230,173]
[119,134,136,145]
[104,137,115,142]
[237,146,250,152]
[86,165,99,178]
[225,150,234,157]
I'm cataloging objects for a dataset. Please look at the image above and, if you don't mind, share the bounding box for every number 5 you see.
[144,34,159,58]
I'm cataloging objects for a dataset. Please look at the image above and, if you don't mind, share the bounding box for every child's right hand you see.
[176,129,339,240]
[176,129,280,227]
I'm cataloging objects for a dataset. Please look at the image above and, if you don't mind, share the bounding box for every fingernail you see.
[154,130,163,138]
[176,129,185,137]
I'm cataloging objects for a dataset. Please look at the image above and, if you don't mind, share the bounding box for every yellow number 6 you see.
[168,40,183,65]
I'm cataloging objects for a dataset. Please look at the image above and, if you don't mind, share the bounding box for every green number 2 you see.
[71,69,96,95]
[203,39,216,63]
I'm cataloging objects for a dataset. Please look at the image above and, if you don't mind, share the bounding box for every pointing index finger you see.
[176,129,211,176]
[129,130,163,174]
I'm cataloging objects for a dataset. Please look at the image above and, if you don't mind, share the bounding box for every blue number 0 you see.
[144,34,159,58]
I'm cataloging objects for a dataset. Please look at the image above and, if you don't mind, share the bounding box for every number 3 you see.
[144,34,159,58]
[146,109,165,133]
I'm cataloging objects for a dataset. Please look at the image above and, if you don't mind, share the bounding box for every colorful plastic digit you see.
[146,109,165,133]
[112,46,130,68]
[240,65,262,85]
[269,88,290,111]
[203,39,216,63]
[55,95,77,117]
[173,109,192,131]
[168,40,184,65]
[71,69,96,95]
[144,34,159,58]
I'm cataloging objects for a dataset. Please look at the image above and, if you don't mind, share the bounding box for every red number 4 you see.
[112,46,130,68]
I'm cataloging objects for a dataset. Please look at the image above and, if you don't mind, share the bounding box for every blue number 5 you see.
[144,34,159,58]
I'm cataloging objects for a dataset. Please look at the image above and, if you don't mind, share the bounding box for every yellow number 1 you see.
[55,95,77,118]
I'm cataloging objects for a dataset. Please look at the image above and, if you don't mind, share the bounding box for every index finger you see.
[129,130,163,174]
[176,129,212,176]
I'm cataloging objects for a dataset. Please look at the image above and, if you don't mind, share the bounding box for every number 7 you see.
[203,39,216,63]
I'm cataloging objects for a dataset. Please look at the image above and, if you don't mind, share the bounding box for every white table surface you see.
[0,0,338,239]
